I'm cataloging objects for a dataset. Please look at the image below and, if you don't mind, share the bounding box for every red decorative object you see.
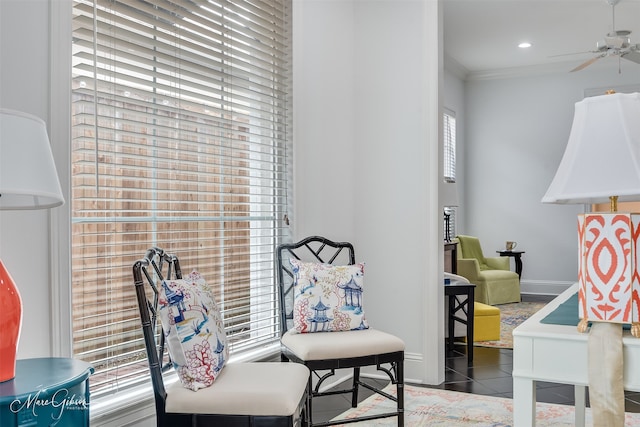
[0,259,22,382]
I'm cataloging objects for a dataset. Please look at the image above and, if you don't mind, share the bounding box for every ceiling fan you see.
[570,0,640,72]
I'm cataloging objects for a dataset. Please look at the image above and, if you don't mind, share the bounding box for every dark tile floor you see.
[313,293,640,424]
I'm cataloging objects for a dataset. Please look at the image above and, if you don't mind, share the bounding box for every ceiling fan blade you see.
[570,55,602,72]
[622,50,640,65]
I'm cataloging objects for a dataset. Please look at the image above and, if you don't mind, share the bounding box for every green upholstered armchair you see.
[455,235,521,305]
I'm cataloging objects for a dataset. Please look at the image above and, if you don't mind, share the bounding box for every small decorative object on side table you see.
[497,250,525,278]
[0,357,93,427]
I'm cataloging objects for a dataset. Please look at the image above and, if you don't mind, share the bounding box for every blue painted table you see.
[0,358,93,427]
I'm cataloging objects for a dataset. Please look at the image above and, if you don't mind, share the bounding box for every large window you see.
[71,0,292,397]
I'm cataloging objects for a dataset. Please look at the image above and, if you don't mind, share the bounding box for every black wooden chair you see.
[276,236,405,426]
[133,247,309,427]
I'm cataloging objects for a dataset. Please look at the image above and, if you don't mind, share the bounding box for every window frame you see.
[50,0,293,411]
[443,108,457,238]
[51,0,74,360]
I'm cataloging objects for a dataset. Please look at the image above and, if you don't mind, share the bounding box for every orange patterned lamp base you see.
[577,213,640,335]
[0,259,22,382]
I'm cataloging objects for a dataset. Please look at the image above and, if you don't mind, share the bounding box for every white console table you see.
[512,282,640,426]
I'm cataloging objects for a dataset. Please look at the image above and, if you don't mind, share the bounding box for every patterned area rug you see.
[332,384,640,426]
[474,301,547,349]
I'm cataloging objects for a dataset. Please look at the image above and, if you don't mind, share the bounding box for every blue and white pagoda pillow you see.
[290,258,369,333]
[158,270,228,391]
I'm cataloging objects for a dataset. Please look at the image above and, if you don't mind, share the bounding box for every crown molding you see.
[443,54,469,81]
[462,57,639,81]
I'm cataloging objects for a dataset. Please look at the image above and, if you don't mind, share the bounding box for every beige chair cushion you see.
[165,362,308,416]
[281,328,405,361]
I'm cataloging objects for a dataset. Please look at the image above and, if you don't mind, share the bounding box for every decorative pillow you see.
[290,258,369,333]
[158,270,228,391]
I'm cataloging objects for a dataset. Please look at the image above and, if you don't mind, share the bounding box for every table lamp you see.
[442,181,459,242]
[0,109,64,382]
[542,91,640,426]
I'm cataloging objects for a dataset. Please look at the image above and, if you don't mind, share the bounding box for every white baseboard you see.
[520,279,574,296]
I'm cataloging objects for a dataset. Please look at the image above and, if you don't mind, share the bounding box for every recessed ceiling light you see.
[518,42,532,49]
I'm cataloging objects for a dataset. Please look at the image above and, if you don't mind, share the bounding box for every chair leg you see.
[351,367,360,408]
[397,361,405,427]
[306,375,314,426]
[302,399,310,427]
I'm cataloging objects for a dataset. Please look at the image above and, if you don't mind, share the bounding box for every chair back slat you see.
[132,247,182,418]
[276,236,355,334]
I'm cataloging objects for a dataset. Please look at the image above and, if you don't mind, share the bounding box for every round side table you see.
[0,357,93,427]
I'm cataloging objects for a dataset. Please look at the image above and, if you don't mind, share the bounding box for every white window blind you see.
[444,109,457,237]
[71,0,292,397]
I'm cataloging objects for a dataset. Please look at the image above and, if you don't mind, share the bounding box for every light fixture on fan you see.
[569,0,640,72]
[0,109,64,382]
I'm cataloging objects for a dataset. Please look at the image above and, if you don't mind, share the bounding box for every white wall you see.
[462,67,640,294]
[292,0,357,240]
[293,0,444,384]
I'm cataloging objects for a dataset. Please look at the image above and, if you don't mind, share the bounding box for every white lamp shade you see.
[0,109,64,210]
[542,92,640,205]
[442,182,459,207]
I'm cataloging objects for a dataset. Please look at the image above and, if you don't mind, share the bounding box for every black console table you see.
[445,282,475,365]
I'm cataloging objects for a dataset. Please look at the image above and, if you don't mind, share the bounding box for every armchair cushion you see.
[457,258,482,281]
[159,271,228,391]
[485,256,510,270]
[290,258,369,333]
